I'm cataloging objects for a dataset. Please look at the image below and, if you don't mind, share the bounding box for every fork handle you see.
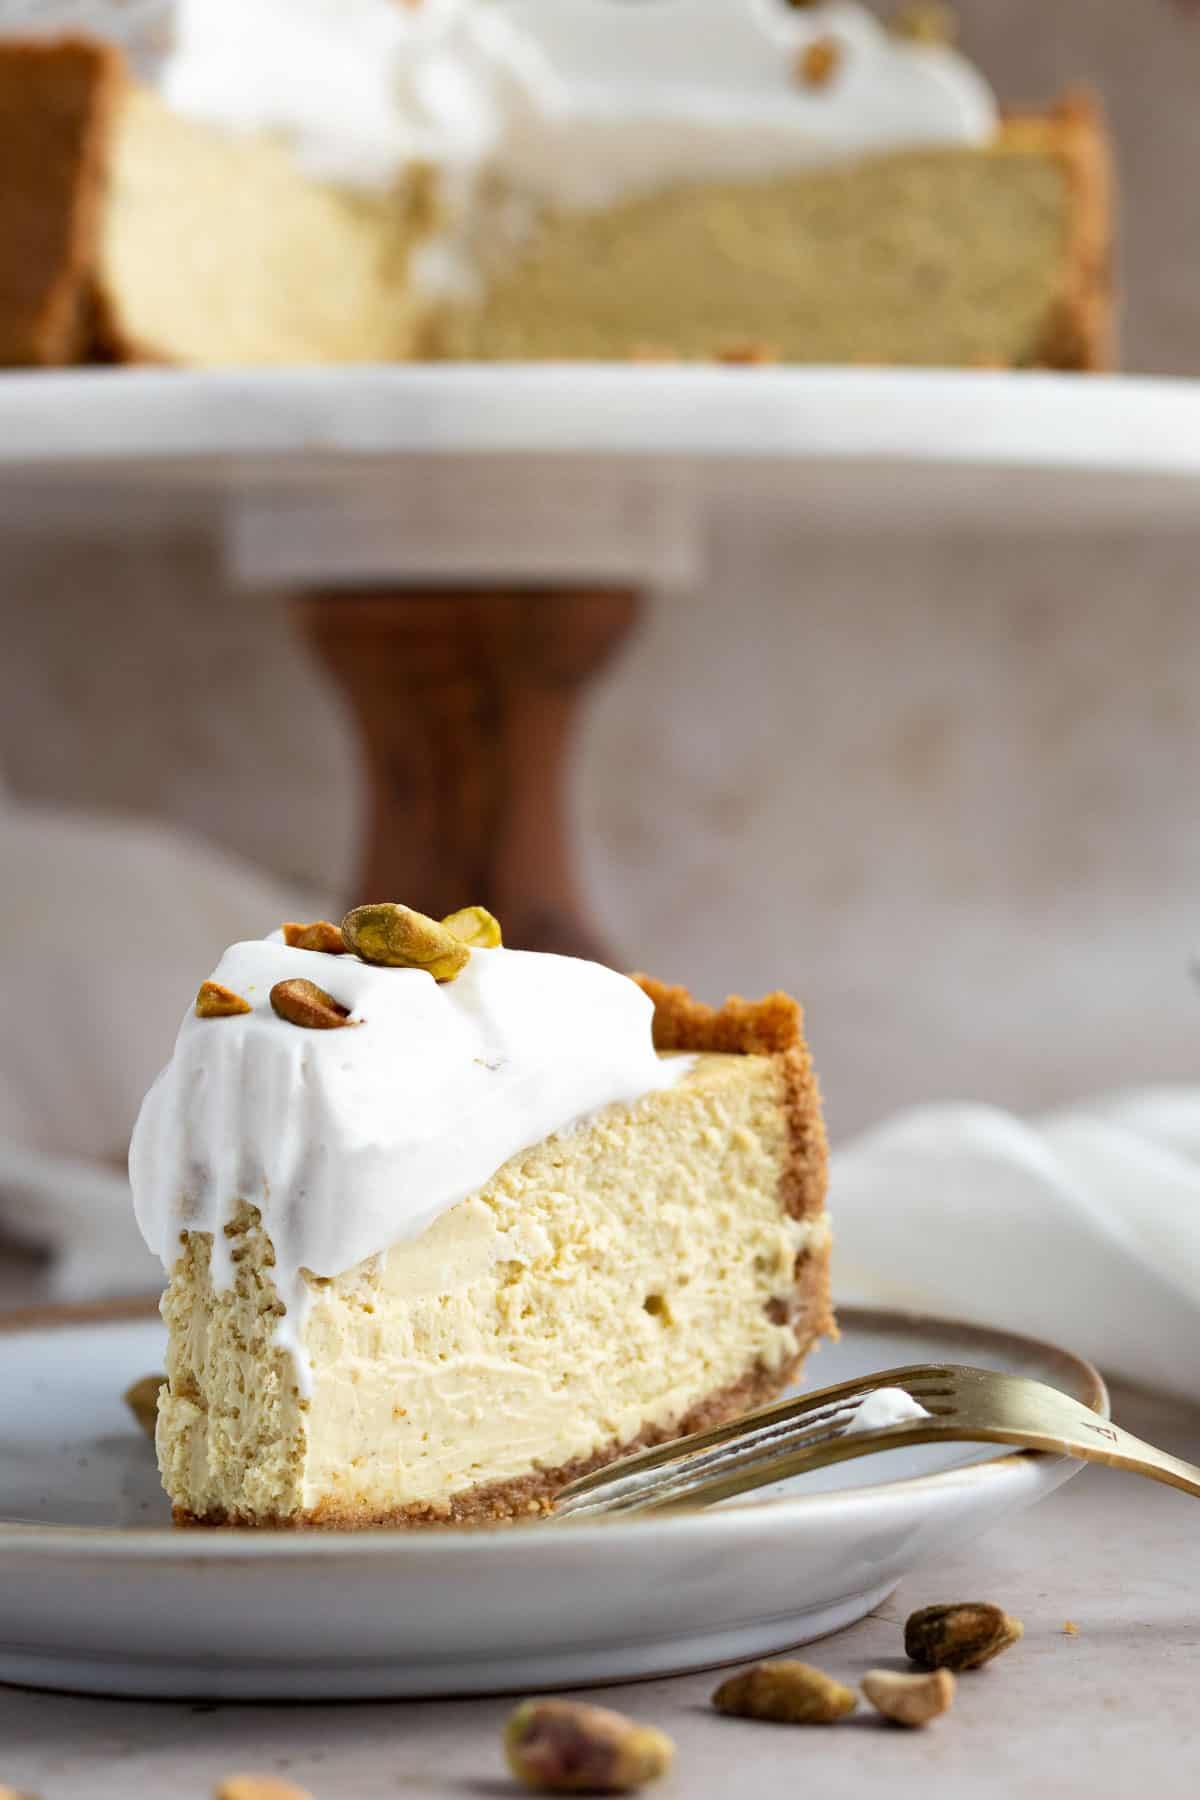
[1068,1422,1200,1500]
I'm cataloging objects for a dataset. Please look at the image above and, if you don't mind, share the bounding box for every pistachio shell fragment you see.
[123,1373,164,1438]
[795,37,840,87]
[712,1661,856,1724]
[216,1779,314,1800]
[441,904,502,949]
[861,1668,955,1727]
[195,980,251,1019]
[905,1603,1024,1671]
[891,2,958,46]
[269,978,356,1030]
[341,903,471,982]
[281,919,347,954]
[505,1698,673,1793]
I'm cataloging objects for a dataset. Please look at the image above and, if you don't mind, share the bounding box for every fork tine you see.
[555,1362,959,1510]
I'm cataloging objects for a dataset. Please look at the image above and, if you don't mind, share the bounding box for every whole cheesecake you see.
[0,0,1112,371]
[130,907,832,1527]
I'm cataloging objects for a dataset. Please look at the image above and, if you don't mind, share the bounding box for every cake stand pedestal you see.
[297,586,638,960]
[7,364,1200,956]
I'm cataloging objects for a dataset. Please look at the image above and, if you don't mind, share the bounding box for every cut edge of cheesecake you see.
[165,978,833,1531]
[999,91,1115,373]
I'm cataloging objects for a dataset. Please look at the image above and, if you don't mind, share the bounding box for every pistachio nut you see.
[712,1660,856,1724]
[505,1698,673,1793]
[861,1667,955,1727]
[195,980,251,1019]
[269,978,356,1030]
[123,1373,164,1439]
[341,903,470,982]
[441,905,502,949]
[281,920,347,954]
[905,1602,1024,1671]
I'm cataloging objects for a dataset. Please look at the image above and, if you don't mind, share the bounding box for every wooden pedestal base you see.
[297,588,640,963]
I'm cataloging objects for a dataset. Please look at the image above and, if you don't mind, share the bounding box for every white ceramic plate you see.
[0,1301,1103,1701]
[3,366,1200,476]
[3,370,1200,560]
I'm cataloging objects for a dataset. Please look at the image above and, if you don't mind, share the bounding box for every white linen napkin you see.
[0,795,331,1299]
[832,1089,1200,1401]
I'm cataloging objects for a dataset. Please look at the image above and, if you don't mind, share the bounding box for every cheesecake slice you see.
[0,9,1112,374]
[0,38,428,367]
[443,98,1111,370]
[131,911,831,1528]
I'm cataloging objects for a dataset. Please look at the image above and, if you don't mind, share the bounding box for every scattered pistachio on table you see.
[862,1667,956,1727]
[123,1373,164,1438]
[504,1698,673,1794]
[905,1602,1024,1671]
[215,1778,314,1800]
[712,1660,856,1724]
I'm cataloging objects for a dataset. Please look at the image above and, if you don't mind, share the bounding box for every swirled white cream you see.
[162,0,556,187]
[129,935,684,1390]
[162,0,996,208]
[494,0,997,209]
[844,1387,932,1434]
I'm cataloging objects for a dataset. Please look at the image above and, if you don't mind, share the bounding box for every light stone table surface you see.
[0,1245,1195,1800]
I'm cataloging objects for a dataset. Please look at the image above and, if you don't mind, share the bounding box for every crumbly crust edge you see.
[998,91,1115,372]
[633,972,829,1226]
[0,35,126,365]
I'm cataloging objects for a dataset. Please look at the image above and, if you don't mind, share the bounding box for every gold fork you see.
[552,1363,1200,1520]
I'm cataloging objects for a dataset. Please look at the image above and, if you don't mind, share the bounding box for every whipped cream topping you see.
[495,0,997,208]
[129,935,683,1391]
[844,1386,932,1435]
[162,0,996,207]
[163,0,555,188]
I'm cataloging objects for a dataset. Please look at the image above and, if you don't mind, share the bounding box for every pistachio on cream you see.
[441,904,503,949]
[341,902,470,981]
[281,919,347,954]
[269,978,357,1030]
[195,980,251,1019]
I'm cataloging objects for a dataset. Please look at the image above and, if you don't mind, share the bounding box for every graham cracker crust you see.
[0,36,124,366]
[1000,92,1115,372]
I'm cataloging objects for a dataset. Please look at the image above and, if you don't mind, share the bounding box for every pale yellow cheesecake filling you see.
[157,1052,829,1523]
[103,88,426,366]
[441,145,1073,367]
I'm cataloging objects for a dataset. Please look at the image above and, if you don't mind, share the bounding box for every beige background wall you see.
[1,0,1198,1143]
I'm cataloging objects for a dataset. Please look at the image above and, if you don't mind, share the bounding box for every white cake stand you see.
[5,365,1199,954]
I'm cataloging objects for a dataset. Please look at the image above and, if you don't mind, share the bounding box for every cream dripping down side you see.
[129,937,686,1394]
[162,0,998,208]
